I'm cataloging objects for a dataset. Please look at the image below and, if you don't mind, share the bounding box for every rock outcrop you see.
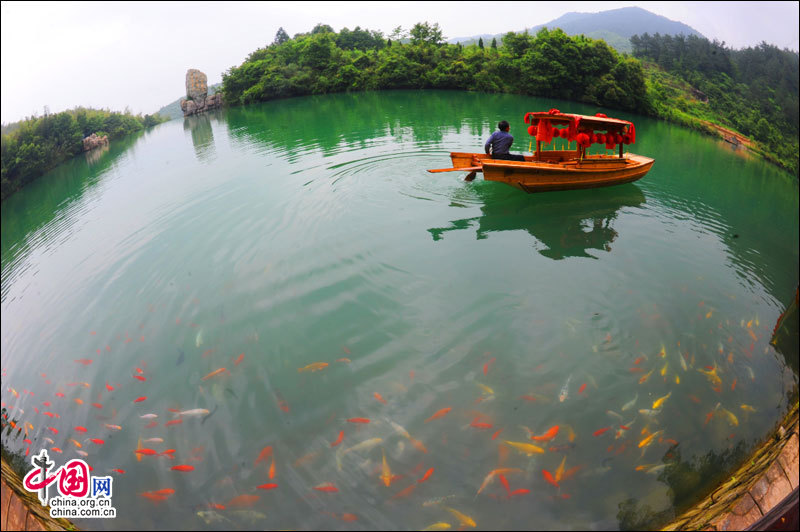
[82,133,109,151]
[180,69,223,117]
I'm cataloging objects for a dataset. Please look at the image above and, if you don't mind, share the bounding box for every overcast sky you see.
[2,1,798,124]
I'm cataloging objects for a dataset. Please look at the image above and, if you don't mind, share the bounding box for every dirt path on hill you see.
[699,119,754,149]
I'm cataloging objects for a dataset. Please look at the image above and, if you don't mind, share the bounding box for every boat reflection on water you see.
[428,183,646,260]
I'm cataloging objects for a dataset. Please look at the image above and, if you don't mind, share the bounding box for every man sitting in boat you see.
[484,120,526,161]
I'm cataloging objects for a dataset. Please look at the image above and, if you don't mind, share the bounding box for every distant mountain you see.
[448,6,704,54]
[156,83,221,121]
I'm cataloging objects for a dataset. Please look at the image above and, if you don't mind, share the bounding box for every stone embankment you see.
[180,69,223,117]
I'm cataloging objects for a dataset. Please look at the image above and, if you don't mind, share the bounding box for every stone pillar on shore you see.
[180,69,223,117]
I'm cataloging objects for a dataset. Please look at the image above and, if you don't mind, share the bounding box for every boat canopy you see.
[523,108,636,148]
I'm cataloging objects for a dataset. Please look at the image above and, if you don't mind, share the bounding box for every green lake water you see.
[1,90,798,530]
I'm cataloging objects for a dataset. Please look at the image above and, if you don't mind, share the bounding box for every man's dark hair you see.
[498,120,510,131]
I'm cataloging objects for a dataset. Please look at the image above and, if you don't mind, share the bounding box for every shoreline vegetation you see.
[221,23,798,176]
[1,22,796,202]
[1,108,167,201]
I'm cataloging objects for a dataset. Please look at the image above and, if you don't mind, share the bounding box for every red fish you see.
[330,431,344,448]
[347,418,370,424]
[483,357,496,376]
[531,426,559,441]
[234,353,244,366]
[391,483,417,499]
[171,465,194,472]
[520,395,539,401]
[578,383,587,394]
[633,356,645,365]
[105,382,114,391]
[133,376,146,382]
[424,407,451,423]
[164,419,183,427]
[47,427,58,434]
[511,488,531,496]
[92,403,103,409]
[89,438,104,445]
[43,412,58,418]
[374,392,387,405]
[255,446,273,465]
[135,367,144,374]
[110,469,125,474]
[257,483,278,490]
[417,467,434,483]
[51,447,63,453]
[145,421,158,429]
[498,473,511,497]
[135,448,158,456]
[470,419,493,429]
[140,492,168,503]
[492,428,504,440]
[313,483,338,493]
[341,513,358,522]
[201,368,227,381]
[593,427,610,437]
[134,396,147,403]
[55,392,65,398]
[542,469,559,488]
[75,426,87,432]
[42,401,51,407]
[154,489,175,496]
[74,359,93,365]
[160,449,176,456]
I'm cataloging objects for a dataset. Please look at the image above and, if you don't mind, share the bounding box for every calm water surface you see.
[2,90,798,530]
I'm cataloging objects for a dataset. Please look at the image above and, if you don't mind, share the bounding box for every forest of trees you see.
[1,108,166,201]
[630,33,798,174]
[222,22,651,115]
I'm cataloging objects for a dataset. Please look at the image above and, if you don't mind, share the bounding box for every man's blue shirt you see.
[485,130,514,155]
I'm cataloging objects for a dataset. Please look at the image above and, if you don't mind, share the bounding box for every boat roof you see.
[526,111,631,130]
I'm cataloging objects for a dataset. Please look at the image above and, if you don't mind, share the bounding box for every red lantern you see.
[616,133,623,144]
[552,128,560,138]
[528,125,536,136]
[559,129,569,139]
[596,134,606,144]
[622,134,631,144]
[576,133,590,147]
[595,113,607,118]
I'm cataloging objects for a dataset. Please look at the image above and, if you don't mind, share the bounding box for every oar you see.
[427,166,482,173]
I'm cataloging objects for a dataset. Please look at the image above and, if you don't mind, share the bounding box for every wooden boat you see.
[429,110,654,193]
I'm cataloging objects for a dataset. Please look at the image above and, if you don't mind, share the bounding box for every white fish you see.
[195,329,204,347]
[336,437,383,470]
[607,410,624,422]
[175,409,210,417]
[745,366,755,380]
[621,393,638,412]
[76,450,88,457]
[139,414,158,419]
[678,352,687,372]
[384,418,411,439]
[143,438,164,443]
[559,374,572,403]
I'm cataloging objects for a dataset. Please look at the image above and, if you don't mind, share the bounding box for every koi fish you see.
[639,368,654,384]
[47,427,59,434]
[255,446,273,465]
[52,447,63,453]
[633,356,645,365]
[531,425,559,441]
[542,469,559,488]
[233,353,244,366]
[555,455,567,482]
[74,398,84,405]
[176,409,210,417]
[476,382,494,396]
[105,424,122,431]
[75,426,88,432]
[110,469,125,474]
[714,403,739,426]
[143,438,163,443]
[257,483,278,490]
[135,448,159,456]
[425,407,452,423]
[422,523,452,531]
[312,483,338,493]
[69,439,83,448]
[91,403,103,409]
[418,467,434,483]
[593,427,611,437]
[483,357,496,376]
[336,437,383,470]
[330,430,344,447]
[228,494,260,507]
[391,483,418,500]
[697,365,722,386]
[558,375,572,402]
[74,359,93,365]
[443,507,476,528]
[578,383,587,394]
[652,391,672,410]
[621,393,638,411]
[374,392,387,405]
[134,396,147,403]
[492,428,504,440]
[89,438,104,445]
[145,421,158,428]
[504,441,544,456]
[164,419,183,427]
[678,353,688,371]
[638,430,664,449]
[44,437,55,445]
[298,362,328,373]
[268,457,275,479]
[740,404,757,412]
[380,449,393,487]
[659,345,666,358]
[201,368,227,381]
[76,450,88,457]
[511,488,531,496]
[498,473,511,497]
[139,414,158,419]
[347,417,370,424]
[133,375,147,382]
[171,465,194,472]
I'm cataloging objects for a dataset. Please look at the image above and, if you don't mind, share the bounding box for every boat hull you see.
[449,153,655,193]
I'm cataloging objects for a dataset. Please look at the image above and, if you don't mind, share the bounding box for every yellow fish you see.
[659,345,666,357]
[740,404,757,412]
[639,368,654,384]
[69,439,83,448]
[135,438,143,462]
[638,430,664,449]
[715,404,739,426]
[653,391,672,410]
[298,362,329,373]
[476,468,521,495]
[476,382,494,396]
[380,449,392,487]
[674,375,680,385]
[660,362,668,377]
[444,507,476,528]
[706,310,713,319]
[504,441,545,456]
[555,455,567,483]
[567,425,576,443]
[423,524,452,531]
[697,365,721,386]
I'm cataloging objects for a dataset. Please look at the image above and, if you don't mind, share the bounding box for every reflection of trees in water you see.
[428,184,645,260]
[184,113,217,163]
[617,440,750,530]
[83,143,109,166]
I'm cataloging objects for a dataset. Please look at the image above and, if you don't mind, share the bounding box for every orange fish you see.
[233,353,244,366]
[160,449,176,456]
[542,469,559,488]
[47,427,59,434]
[268,457,275,479]
[91,403,103,409]
[164,419,183,427]
[341,513,358,522]
[418,467,434,483]
[531,426,559,441]
[391,483,418,499]
[511,488,531,496]
[171,465,194,472]
[347,418,370,424]
[134,396,147,403]
[298,362,328,373]
[135,448,158,456]
[424,407,451,423]
[201,368,227,381]
[154,489,175,496]
[257,483,278,490]
[228,494,260,507]
[483,357,496,376]
[470,418,493,429]
[731,377,737,391]
[633,356,645,365]
[313,483,339,493]
[593,427,610,437]
[409,437,428,454]
[492,428,504,440]
[51,447,63,453]
[336,358,351,363]
[104,424,122,431]
[255,446,273,465]
[140,492,168,503]
[498,474,511,497]
[374,392,387,405]
[74,398,84,405]
[55,392,65,398]
[105,382,114,391]
[330,430,344,448]
[133,375,146,382]
[89,438,104,445]
[110,469,125,474]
